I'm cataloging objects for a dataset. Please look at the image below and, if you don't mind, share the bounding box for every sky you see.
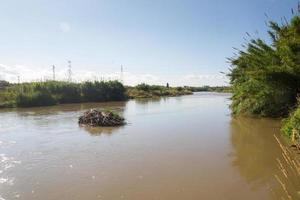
[0,0,298,86]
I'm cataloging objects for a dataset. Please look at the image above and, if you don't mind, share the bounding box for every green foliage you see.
[127,84,192,98]
[231,79,293,117]
[282,104,300,138]
[82,81,126,102]
[0,80,126,108]
[0,81,190,108]
[229,15,300,117]
[16,91,57,107]
[135,83,163,92]
[187,86,232,93]
[43,81,82,103]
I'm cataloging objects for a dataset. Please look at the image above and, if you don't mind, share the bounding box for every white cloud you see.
[0,64,48,82]
[59,22,71,33]
[0,64,229,86]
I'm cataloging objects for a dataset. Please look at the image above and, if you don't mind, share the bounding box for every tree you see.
[229,15,300,117]
[0,80,9,89]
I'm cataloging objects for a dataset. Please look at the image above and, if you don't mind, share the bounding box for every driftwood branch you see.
[79,109,125,127]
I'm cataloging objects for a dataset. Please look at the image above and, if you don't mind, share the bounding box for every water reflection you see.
[80,125,124,136]
[230,117,283,197]
[134,97,163,105]
[0,101,126,116]
[78,104,126,136]
[0,141,21,200]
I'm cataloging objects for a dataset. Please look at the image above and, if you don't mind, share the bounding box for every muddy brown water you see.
[0,92,294,200]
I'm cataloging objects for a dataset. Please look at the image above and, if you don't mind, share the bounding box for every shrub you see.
[229,16,300,117]
[282,105,300,138]
[82,81,126,102]
[0,80,126,108]
[16,91,57,107]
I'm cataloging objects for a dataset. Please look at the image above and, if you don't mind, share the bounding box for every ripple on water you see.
[0,142,21,200]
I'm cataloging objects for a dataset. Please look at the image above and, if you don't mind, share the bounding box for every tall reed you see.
[273,134,300,199]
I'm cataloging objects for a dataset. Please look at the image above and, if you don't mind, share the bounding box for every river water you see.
[0,92,293,200]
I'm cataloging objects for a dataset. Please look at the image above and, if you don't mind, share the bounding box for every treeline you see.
[0,81,126,108]
[126,84,230,98]
[126,83,192,98]
[0,81,230,109]
[0,80,9,89]
[228,13,300,138]
[0,81,194,108]
[187,86,232,93]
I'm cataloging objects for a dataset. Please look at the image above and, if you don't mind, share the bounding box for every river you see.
[0,92,293,200]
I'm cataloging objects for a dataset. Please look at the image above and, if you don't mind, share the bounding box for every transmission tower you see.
[67,60,72,82]
[120,65,124,84]
[52,65,56,81]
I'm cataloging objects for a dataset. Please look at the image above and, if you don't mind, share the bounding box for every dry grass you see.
[274,134,300,199]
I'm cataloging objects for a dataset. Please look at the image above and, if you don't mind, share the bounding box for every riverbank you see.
[187,86,232,93]
[0,81,126,108]
[0,81,193,108]
[126,84,193,98]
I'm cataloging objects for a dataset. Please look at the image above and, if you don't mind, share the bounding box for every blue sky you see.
[0,0,298,86]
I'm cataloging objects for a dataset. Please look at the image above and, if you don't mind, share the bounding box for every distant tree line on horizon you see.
[186,85,232,93]
[0,80,231,108]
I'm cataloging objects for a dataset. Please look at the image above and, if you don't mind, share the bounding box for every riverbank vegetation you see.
[0,81,126,108]
[274,135,300,199]
[282,106,300,138]
[187,86,232,93]
[126,83,192,98]
[0,81,195,108]
[228,13,300,138]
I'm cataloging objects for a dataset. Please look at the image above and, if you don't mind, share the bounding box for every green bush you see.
[127,84,192,98]
[16,91,57,107]
[0,81,190,108]
[282,105,300,138]
[82,81,126,102]
[0,80,126,108]
[229,16,300,117]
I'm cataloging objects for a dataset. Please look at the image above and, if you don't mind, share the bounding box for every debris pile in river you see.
[78,109,125,127]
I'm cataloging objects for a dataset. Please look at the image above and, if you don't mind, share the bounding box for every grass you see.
[273,135,300,199]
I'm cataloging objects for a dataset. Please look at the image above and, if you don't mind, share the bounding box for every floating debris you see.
[78,109,125,127]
